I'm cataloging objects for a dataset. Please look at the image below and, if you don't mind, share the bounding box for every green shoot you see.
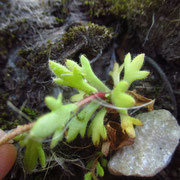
[0,53,151,175]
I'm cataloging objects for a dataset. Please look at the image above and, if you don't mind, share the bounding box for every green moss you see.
[62,23,112,44]
[17,49,32,58]
[0,32,15,58]
[55,17,64,23]
[0,92,20,130]
[22,107,38,118]
[83,0,164,19]
[61,23,112,56]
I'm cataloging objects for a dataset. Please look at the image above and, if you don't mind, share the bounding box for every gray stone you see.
[108,109,180,177]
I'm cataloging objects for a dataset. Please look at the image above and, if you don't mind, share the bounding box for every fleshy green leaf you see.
[65,59,82,71]
[87,108,107,146]
[49,60,70,77]
[49,55,110,94]
[50,127,64,148]
[45,94,62,111]
[70,90,85,102]
[111,80,135,108]
[100,158,108,167]
[84,172,92,180]
[109,62,124,86]
[134,71,150,80]
[96,162,104,177]
[120,114,143,138]
[66,102,100,142]
[30,94,77,139]
[130,54,145,71]
[52,66,97,94]
[80,55,110,92]
[123,53,149,85]
[49,58,98,94]
[37,144,46,168]
[24,138,46,172]
[124,53,131,68]
[86,160,94,169]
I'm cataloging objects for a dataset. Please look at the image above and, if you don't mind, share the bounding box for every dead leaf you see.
[128,90,155,111]
[101,141,111,157]
[106,121,134,151]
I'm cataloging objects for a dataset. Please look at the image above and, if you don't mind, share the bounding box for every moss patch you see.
[84,0,164,19]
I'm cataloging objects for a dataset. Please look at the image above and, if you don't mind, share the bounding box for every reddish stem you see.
[76,92,107,108]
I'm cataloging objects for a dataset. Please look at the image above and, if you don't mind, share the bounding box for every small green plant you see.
[84,152,107,180]
[0,53,150,177]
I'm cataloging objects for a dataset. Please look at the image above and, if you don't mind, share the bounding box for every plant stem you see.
[0,122,35,146]
[76,92,107,108]
[0,93,107,146]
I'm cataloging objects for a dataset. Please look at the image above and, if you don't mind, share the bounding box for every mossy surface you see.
[12,23,112,110]
[0,92,20,130]
[83,0,164,19]
[61,23,112,57]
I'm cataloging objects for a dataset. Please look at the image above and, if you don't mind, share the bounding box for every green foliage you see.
[87,108,107,146]
[100,157,108,167]
[84,172,92,180]
[30,94,77,140]
[111,53,149,115]
[110,53,149,137]
[85,158,106,180]
[66,102,100,142]
[49,59,97,94]
[49,54,110,93]
[109,62,124,86]
[111,80,135,109]
[70,90,85,102]
[24,138,46,172]
[96,162,104,177]
[14,52,149,174]
[80,55,110,92]
[123,53,149,85]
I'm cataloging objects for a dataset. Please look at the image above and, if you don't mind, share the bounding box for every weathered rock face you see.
[108,109,180,177]
[136,0,180,65]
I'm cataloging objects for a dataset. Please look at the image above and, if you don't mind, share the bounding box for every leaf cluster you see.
[14,53,149,174]
[84,156,107,180]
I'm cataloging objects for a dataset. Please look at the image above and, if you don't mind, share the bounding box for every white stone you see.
[108,110,180,177]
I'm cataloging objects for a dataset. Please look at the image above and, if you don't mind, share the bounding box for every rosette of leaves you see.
[110,53,149,138]
[12,53,149,172]
[47,53,149,141]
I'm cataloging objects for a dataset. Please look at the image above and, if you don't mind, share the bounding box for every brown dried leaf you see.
[106,121,134,151]
[128,90,155,111]
[101,141,111,157]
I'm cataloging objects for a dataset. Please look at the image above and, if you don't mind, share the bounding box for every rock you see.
[137,0,180,65]
[108,109,180,177]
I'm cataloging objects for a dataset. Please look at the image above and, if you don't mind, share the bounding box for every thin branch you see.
[0,122,35,146]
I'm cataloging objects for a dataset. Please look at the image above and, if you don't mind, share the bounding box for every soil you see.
[0,0,180,179]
